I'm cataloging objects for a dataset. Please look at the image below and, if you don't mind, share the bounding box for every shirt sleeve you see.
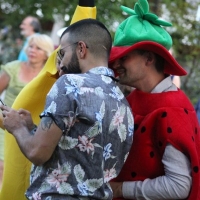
[1,61,20,78]
[40,75,77,133]
[122,144,192,199]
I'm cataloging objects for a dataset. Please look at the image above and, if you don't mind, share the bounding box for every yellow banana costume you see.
[0,5,96,200]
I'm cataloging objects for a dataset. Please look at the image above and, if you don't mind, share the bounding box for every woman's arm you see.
[0,112,3,129]
[0,71,10,94]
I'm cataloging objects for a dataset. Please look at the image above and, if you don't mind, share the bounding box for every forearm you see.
[0,71,10,93]
[12,124,58,166]
[123,176,190,200]
[12,126,36,162]
[122,144,192,199]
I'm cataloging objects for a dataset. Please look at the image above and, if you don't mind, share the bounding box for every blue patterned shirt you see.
[26,66,134,200]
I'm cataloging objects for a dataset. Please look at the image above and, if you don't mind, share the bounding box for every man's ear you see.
[145,52,155,65]
[77,41,87,58]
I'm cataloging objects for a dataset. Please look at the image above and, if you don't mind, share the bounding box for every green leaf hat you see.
[109,0,187,76]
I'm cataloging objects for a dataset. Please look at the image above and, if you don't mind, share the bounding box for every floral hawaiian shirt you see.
[25,66,134,200]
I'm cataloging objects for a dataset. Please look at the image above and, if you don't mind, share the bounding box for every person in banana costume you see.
[0,1,96,199]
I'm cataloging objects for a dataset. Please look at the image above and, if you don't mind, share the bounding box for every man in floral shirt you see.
[1,19,133,200]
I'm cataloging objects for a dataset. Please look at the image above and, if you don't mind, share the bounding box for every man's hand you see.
[18,108,34,130]
[110,182,123,198]
[0,105,27,134]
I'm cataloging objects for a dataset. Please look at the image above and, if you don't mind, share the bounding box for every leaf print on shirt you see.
[30,165,43,183]
[57,182,74,194]
[109,86,124,101]
[64,75,85,97]
[84,121,100,138]
[109,104,127,142]
[79,87,104,98]
[94,87,104,98]
[101,75,112,84]
[74,164,103,195]
[95,101,105,134]
[124,152,129,163]
[79,87,94,94]
[67,74,85,87]
[64,81,81,97]
[59,135,78,150]
[46,101,57,114]
[92,66,113,77]
[127,107,134,136]
[48,83,58,99]
[83,101,105,138]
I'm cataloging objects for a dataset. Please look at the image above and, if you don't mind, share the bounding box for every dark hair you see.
[30,17,41,33]
[136,49,165,73]
[61,19,112,60]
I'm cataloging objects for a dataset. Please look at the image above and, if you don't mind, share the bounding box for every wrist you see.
[117,182,123,197]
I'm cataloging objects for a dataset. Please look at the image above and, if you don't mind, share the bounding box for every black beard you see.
[61,52,81,74]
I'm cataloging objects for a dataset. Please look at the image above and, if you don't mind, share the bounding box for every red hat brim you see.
[109,41,187,76]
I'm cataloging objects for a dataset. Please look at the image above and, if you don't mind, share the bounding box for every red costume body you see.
[114,89,200,200]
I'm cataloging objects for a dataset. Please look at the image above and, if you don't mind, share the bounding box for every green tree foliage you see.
[160,0,200,104]
[0,0,200,103]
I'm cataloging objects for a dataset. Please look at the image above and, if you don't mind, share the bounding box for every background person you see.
[108,0,200,199]
[1,18,133,200]
[0,33,54,189]
[0,1,97,199]
[18,16,41,61]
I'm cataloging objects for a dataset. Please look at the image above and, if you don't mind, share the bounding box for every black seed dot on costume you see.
[161,112,167,118]
[192,136,194,141]
[193,166,199,173]
[141,126,146,133]
[184,108,188,114]
[134,124,139,131]
[158,141,163,147]
[195,127,198,134]
[167,127,172,133]
[131,172,137,178]
[150,151,154,158]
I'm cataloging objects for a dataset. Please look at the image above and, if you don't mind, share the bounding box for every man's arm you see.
[1,105,62,166]
[110,144,192,199]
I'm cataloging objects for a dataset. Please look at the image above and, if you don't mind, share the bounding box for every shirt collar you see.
[89,66,115,78]
[151,76,177,93]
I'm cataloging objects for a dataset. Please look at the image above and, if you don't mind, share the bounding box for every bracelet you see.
[30,124,37,135]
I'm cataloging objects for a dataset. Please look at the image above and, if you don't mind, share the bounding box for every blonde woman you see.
[0,33,54,188]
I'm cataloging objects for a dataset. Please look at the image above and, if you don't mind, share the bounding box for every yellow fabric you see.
[0,6,96,200]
